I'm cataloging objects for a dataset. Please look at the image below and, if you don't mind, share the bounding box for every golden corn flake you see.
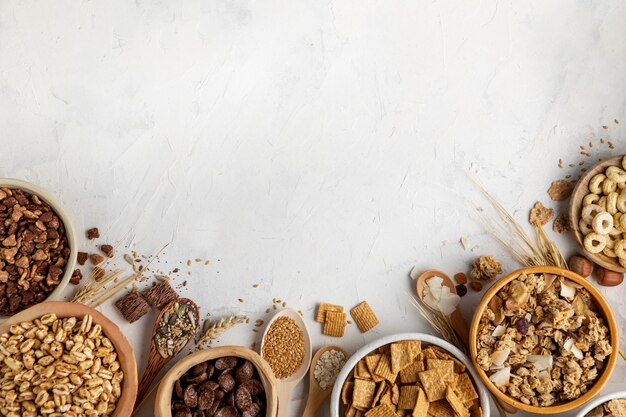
[351,301,379,333]
[397,385,419,410]
[446,386,469,417]
[323,311,347,337]
[364,404,397,417]
[316,302,344,323]
[353,379,377,410]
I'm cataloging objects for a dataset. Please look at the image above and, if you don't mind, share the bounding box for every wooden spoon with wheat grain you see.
[134,298,200,410]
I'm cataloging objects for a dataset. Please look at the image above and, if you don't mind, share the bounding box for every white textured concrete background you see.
[1,1,625,416]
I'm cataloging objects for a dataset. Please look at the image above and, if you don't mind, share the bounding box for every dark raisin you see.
[455,284,467,297]
[516,318,529,335]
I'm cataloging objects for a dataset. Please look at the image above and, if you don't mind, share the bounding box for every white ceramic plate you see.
[575,391,626,417]
[329,332,491,417]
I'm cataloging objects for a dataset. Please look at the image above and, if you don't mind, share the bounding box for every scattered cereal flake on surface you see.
[470,245,480,252]
[409,266,420,280]
[470,256,502,281]
[529,201,553,227]
[460,236,470,250]
[547,180,573,201]
[552,213,570,234]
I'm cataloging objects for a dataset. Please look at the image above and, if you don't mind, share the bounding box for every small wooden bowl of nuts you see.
[0,178,78,319]
[0,301,138,417]
[469,266,619,414]
[154,346,278,417]
[568,155,626,273]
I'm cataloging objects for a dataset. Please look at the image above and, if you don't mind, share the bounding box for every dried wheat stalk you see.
[196,315,248,347]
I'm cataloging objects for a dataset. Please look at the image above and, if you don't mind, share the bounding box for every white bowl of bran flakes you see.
[330,333,490,417]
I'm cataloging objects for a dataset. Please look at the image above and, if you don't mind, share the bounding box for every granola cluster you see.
[476,273,612,407]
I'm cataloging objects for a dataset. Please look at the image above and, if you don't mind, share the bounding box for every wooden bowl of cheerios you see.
[569,155,626,273]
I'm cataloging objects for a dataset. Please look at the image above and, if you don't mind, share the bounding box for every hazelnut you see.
[568,255,593,278]
[595,267,624,287]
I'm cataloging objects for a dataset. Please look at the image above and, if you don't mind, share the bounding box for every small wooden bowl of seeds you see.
[154,346,278,417]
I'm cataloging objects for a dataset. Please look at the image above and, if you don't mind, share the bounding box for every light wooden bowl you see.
[154,346,278,417]
[0,178,78,320]
[568,155,626,273]
[0,301,138,417]
[469,266,620,415]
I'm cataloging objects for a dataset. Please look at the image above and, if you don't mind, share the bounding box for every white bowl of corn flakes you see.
[575,391,626,417]
[330,333,490,417]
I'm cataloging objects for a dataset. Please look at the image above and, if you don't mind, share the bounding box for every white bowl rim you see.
[574,390,626,417]
[0,178,77,320]
[329,332,491,417]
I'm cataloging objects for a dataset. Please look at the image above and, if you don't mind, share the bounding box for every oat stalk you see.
[196,315,248,347]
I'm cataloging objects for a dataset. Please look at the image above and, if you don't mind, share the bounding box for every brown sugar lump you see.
[143,280,179,309]
[115,289,149,323]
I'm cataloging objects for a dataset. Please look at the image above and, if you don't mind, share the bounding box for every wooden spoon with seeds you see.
[302,345,349,417]
[261,308,312,417]
[134,298,199,410]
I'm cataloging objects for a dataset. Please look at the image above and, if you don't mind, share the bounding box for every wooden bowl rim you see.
[0,178,78,320]
[0,301,138,417]
[568,155,626,273]
[469,266,620,414]
[154,346,278,417]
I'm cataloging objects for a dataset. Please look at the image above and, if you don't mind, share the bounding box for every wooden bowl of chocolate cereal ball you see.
[155,346,278,417]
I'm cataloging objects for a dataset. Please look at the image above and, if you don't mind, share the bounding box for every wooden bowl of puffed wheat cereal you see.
[0,301,138,417]
[469,266,619,415]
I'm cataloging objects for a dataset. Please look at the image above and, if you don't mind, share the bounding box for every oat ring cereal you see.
[582,204,604,223]
[603,178,618,195]
[606,192,618,214]
[606,166,626,183]
[617,193,626,213]
[592,212,614,235]
[589,174,607,194]
[579,219,593,235]
[621,213,626,231]
[613,239,626,259]
[583,193,600,206]
[584,233,607,253]
[603,247,616,257]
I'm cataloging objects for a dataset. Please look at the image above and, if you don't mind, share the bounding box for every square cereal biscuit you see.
[356,359,373,380]
[323,311,347,337]
[425,359,454,383]
[399,361,424,384]
[454,372,478,403]
[342,381,354,405]
[418,369,449,402]
[365,354,385,382]
[351,301,379,333]
[397,385,420,410]
[374,354,397,383]
[316,302,344,323]
[364,404,397,417]
[353,379,377,410]
[446,386,469,417]
[413,388,429,417]
[428,400,455,417]
[391,341,421,374]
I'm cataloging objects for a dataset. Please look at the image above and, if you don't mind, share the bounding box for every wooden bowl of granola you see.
[469,266,619,414]
[568,155,626,273]
[154,346,278,417]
